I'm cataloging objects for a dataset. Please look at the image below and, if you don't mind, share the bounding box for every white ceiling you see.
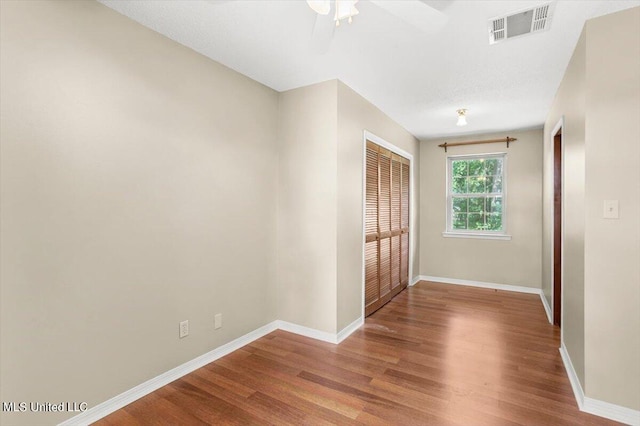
[98,0,640,139]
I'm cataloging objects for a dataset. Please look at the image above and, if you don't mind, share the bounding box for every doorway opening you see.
[553,126,562,327]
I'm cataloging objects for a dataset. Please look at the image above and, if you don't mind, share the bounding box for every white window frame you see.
[443,152,511,241]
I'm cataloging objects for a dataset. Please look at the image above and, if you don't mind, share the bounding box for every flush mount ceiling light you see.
[456,109,468,126]
[307,0,359,26]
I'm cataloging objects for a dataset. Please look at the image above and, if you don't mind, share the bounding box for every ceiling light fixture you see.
[456,109,467,126]
[307,0,359,27]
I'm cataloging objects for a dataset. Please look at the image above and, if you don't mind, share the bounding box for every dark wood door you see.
[553,131,562,327]
[365,141,409,316]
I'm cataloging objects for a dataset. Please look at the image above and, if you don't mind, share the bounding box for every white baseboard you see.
[559,342,640,425]
[583,397,640,426]
[59,321,279,426]
[420,275,542,295]
[276,320,337,344]
[59,317,364,425]
[539,292,553,324]
[336,316,364,343]
[559,342,585,410]
[418,275,554,329]
[276,316,364,345]
[413,275,429,285]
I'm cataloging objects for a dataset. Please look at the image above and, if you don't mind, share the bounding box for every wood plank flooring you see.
[96,282,618,425]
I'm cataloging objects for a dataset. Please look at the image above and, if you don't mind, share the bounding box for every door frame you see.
[550,117,564,334]
[361,131,414,319]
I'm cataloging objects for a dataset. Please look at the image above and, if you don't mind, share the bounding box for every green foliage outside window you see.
[450,157,504,232]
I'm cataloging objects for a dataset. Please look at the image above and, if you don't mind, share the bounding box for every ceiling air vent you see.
[489,3,553,45]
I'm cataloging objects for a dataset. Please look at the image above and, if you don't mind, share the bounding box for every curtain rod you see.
[438,137,517,152]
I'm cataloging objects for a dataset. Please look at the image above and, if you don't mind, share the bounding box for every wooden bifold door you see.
[365,140,410,316]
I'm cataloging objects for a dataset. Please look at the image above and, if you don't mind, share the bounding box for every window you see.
[445,153,510,240]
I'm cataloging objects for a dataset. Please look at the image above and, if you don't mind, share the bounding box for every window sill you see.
[442,232,512,241]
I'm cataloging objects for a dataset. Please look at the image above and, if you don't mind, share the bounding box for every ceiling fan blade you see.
[309,14,335,54]
[307,0,331,15]
[370,0,447,33]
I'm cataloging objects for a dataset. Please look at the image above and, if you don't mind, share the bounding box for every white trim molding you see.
[539,292,553,324]
[559,342,640,426]
[363,130,413,160]
[559,342,585,409]
[549,115,564,330]
[442,231,512,240]
[276,320,337,344]
[410,275,421,286]
[416,276,554,324]
[420,275,542,295]
[583,397,640,426]
[336,316,365,343]
[276,317,363,345]
[59,318,364,426]
[59,321,280,426]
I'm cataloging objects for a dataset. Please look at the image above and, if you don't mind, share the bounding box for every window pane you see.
[468,197,484,212]
[496,159,504,175]
[452,161,468,177]
[486,213,502,230]
[486,196,502,213]
[467,176,485,193]
[453,213,467,229]
[452,177,467,193]
[468,159,485,176]
[486,176,502,193]
[447,155,505,233]
[483,159,498,175]
[468,213,484,230]
[452,197,468,213]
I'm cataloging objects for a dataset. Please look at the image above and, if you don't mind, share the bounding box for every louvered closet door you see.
[400,160,410,286]
[378,148,392,299]
[390,154,402,291]
[365,145,379,308]
[365,141,410,317]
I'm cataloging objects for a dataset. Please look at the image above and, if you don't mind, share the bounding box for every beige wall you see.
[420,129,543,289]
[336,82,420,331]
[277,80,338,333]
[583,8,640,410]
[278,81,420,333]
[0,1,279,424]
[542,29,587,386]
[543,6,640,410]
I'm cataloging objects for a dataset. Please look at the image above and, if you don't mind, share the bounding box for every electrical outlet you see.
[214,313,222,330]
[179,320,189,338]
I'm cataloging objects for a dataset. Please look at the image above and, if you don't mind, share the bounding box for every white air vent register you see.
[489,3,553,45]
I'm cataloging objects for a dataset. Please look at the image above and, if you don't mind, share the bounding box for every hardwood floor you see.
[96,282,618,425]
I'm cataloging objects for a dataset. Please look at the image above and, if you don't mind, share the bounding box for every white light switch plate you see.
[603,200,619,219]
